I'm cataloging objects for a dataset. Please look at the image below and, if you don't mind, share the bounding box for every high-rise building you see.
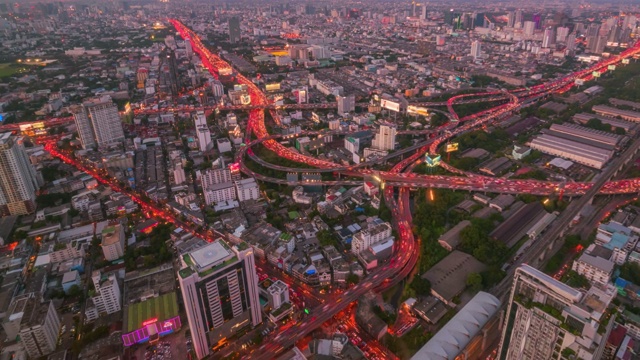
[524,21,536,36]
[228,17,241,43]
[588,35,607,54]
[194,111,212,152]
[566,33,577,51]
[86,270,121,321]
[202,168,232,190]
[178,240,262,359]
[556,27,570,43]
[352,221,393,255]
[515,10,523,28]
[372,124,397,151]
[0,132,40,216]
[533,13,542,29]
[420,5,427,20]
[73,96,125,149]
[542,27,556,48]
[210,79,225,98]
[474,12,486,28]
[15,295,60,359]
[185,38,193,58]
[498,265,615,360]
[471,40,482,59]
[507,11,515,27]
[337,94,355,115]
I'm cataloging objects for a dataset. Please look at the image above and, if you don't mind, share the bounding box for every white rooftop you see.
[189,241,232,271]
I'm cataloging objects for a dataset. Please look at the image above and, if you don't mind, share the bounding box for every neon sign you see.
[142,318,157,326]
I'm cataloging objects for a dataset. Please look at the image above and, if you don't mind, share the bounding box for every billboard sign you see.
[381,98,401,112]
[592,71,601,78]
[574,79,585,85]
[425,154,441,167]
[445,143,459,152]
[407,105,429,116]
[608,65,616,71]
[265,83,281,91]
[622,59,630,64]
[240,94,251,105]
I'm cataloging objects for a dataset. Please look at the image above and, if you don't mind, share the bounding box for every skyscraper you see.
[228,17,241,43]
[194,111,212,152]
[471,40,482,59]
[420,5,427,20]
[556,26,570,43]
[372,123,397,151]
[0,132,40,216]
[73,96,124,150]
[533,13,542,29]
[542,27,556,48]
[515,10,523,28]
[507,11,515,27]
[524,21,536,36]
[498,265,614,360]
[178,240,262,359]
[185,38,193,58]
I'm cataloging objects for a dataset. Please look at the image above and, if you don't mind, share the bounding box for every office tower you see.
[372,123,397,151]
[337,94,355,115]
[15,295,61,358]
[498,265,614,360]
[178,240,262,359]
[524,21,536,36]
[421,5,427,20]
[228,17,241,43]
[515,10,523,28]
[166,52,179,97]
[556,26,570,43]
[0,133,39,216]
[194,111,212,152]
[608,25,621,43]
[566,33,577,51]
[588,35,607,54]
[471,40,482,59]
[73,96,124,149]
[542,27,555,48]
[507,11,515,27]
[444,10,455,25]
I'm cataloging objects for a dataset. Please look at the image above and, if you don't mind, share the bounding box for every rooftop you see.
[124,292,179,333]
[188,241,232,272]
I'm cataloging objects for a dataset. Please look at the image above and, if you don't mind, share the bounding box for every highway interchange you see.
[23,17,640,360]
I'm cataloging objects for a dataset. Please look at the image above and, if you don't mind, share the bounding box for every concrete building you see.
[572,253,614,288]
[351,220,393,255]
[371,124,397,151]
[16,295,60,359]
[228,17,241,43]
[101,224,125,261]
[235,178,260,202]
[422,251,487,306]
[498,265,615,360]
[411,292,501,360]
[0,132,40,216]
[592,105,640,122]
[266,280,290,310]
[178,241,261,359]
[73,96,124,149]
[194,111,212,152]
[337,94,355,115]
[201,168,232,190]
[204,182,236,205]
[86,270,121,321]
[438,220,471,251]
[471,40,482,59]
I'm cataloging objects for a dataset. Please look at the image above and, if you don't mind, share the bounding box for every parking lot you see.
[131,328,189,360]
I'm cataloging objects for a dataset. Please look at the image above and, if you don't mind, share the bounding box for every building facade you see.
[0,133,40,216]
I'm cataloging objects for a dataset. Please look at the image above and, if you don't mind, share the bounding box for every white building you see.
[86,270,121,321]
[217,138,232,153]
[352,221,393,255]
[471,40,482,59]
[204,182,236,205]
[371,124,397,151]
[173,163,186,185]
[235,178,260,202]
[194,111,212,152]
[572,253,614,288]
[0,133,40,216]
[542,27,556,48]
[201,168,232,189]
[267,280,290,310]
[49,241,85,264]
[17,296,61,359]
[101,224,125,261]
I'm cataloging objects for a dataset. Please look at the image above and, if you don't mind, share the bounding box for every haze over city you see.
[0,1,639,360]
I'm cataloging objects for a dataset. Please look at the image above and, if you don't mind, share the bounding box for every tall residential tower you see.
[0,132,40,216]
[73,96,124,149]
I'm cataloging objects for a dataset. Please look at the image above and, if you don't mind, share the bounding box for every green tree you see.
[466,272,483,292]
[409,276,431,296]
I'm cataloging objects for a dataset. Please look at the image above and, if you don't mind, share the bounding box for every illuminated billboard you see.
[622,59,630,64]
[445,143,459,153]
[381,99,401,112]
[219,67,233,76]
[240,94,251,105]
[19,122,46,136]
[425,155,441,167]
[407,105,429,116]
[265,83,281,91]
[574,79,585,85]
[608,65,616,71]
[592,71,601,78]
